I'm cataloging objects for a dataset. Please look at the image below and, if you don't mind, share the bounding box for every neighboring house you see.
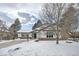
[18,32,29,39]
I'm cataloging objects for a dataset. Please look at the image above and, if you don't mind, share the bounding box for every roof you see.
[29,23,56,33]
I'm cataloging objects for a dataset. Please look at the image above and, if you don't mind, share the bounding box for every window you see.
[47,31,53,38]
[18,33,22,37]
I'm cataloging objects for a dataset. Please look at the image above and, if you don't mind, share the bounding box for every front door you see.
[34,33,37,39]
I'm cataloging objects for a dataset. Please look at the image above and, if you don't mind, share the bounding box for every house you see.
[17,22,79,40]
[17,23,58,40]
[29,23,62,40]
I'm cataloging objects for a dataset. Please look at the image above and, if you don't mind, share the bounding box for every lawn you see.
[0,40,79,56]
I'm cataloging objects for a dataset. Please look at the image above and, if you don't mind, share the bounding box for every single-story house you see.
[29,23,62,40]
[17,23,79,40]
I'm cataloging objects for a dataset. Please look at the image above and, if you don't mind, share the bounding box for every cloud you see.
[20,24,33,32]
[0,12,13,23]
[18,12,38,24]
[0,3,43,31]
[18,12,31,23]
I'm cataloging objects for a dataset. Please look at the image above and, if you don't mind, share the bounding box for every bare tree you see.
[0,20,7,40]
[40,3,79,44]
[40,3,67,44]
[60,5,79,41]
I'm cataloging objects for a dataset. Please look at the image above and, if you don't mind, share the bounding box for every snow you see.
[0,40,13,44]
[0,40,79,56]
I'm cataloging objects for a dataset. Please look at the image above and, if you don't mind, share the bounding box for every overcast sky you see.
[0,3,43,32]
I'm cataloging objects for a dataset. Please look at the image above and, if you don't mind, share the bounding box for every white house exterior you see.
[31,23,60,40]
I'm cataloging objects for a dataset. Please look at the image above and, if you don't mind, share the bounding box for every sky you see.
[0,3,43,32]
[0,3,79,32]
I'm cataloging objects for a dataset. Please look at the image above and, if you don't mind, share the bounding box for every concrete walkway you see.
[0,39,28,49]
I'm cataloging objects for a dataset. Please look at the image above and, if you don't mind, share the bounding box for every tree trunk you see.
[56,25,59,44]
[73,30,76,41]
[56,9,60,44]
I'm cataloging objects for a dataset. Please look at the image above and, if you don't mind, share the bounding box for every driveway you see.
[0,39,28,48]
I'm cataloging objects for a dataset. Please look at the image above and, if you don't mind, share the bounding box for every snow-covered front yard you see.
[0,40,79,56]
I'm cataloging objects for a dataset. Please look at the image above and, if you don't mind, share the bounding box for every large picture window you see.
[47,31,53,38]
